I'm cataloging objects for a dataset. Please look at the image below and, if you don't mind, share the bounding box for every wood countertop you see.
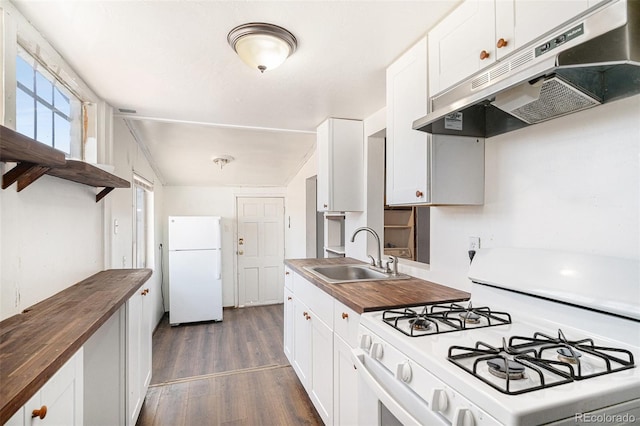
[284,258,470,314]
[0,269,152,424]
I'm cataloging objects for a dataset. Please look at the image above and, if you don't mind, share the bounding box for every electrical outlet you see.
[468,237,480,251]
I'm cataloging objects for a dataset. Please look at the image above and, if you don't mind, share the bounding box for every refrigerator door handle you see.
[216,251,222,280]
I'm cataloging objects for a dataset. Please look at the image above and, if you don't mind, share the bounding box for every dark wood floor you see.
[137,304,323,426]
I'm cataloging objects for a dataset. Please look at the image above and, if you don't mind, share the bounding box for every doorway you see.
[236,197,285,306]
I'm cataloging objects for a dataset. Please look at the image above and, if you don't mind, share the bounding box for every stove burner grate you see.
[448,329,636,395]
[382,302,511,337]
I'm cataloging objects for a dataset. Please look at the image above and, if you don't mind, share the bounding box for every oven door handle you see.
[352,348,445,426]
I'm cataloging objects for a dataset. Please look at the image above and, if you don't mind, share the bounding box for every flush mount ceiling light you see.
[212,155,234,170]
[227,22,297,73]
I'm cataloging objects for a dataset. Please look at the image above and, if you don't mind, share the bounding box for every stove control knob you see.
[371,342,384,360]
[430,389,448,412]
[360,335,372,351]
[453,407,475,426]
[397,362,412,383]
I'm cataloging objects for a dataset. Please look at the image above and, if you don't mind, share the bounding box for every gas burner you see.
[557,347,582,364]
[409,317,432,330]
[460,311,480,324]
[487,358,526,380]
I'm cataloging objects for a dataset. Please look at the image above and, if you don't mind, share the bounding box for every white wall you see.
[285,151,318,259]
[163,185,287,307]
[398,95,640,291]
[108,118,165,327]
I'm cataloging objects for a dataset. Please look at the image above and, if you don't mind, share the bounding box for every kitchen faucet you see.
[350,227,387,272]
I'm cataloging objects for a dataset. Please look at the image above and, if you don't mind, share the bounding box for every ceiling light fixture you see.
[212,155,234,170]
[227,22,297,73]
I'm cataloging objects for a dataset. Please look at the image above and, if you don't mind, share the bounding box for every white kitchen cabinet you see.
[428,0,496,96]
[386,37,429,205]
[317,118,364,212]
[7,349,84,426]
[126,285,152,426]
[387,36,485,206]
[285,270,336,425]
[284,286,294,363]
[429,0,597,95]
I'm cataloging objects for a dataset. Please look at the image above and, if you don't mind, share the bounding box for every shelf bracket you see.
[2,162,50,192]
[96,187,115,203]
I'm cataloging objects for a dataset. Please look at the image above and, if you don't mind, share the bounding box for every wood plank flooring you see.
[137,304,323,426]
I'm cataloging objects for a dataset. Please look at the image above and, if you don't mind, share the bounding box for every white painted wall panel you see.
[398,95,640,292]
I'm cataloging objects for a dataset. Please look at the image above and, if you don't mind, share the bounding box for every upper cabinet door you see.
[316,118,364,212]
[428,0,496,96]
[495,0,590,60]
[386,37,429,205]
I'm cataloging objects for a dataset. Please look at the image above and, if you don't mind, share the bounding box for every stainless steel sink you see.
[304,264,409,284]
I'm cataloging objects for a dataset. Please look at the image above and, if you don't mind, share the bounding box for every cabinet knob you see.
[496,38,508,48]
[415,190,423,198]
[141,289,149,295]
[303,311,308,317]
[305,314,311,321]
[342,312,349,320]
[480,50,490,60]
[285,271,290,275]
[323,204,328,208]
[287,296,292,301]
[32,405,47,419]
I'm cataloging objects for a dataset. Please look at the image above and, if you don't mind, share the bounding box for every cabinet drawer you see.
[284,266,293,290]
[333,299,360,347]
[293,273,333,326]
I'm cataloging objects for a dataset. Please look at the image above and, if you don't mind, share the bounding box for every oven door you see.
[352,348,447,426]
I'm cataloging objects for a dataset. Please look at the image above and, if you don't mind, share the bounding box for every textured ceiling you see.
[11,0,459,186]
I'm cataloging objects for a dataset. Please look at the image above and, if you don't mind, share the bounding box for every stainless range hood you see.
[413,0,640,138]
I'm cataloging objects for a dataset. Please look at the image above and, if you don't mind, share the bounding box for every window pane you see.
[36,101,53,147]
[16,56,34,91]
[54,114,71,154]
[54,87,71,117]
[35,71,53,104]
[16,88,35,139]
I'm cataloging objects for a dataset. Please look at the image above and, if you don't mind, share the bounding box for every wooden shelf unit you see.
[0,125,129,202]
[383,207,415,260]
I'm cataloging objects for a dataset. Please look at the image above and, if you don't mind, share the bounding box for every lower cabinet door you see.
[25,348,83,426]
[310,313,333,425]
[292,298,311,389]
[334,335,359,426]
[127,285,152,426]
[283,287,294,363]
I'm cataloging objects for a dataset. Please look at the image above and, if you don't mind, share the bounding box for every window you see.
[15,47,81,156]
[133,175,154,269]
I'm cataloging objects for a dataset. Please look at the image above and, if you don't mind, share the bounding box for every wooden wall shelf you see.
[0,125,130,202]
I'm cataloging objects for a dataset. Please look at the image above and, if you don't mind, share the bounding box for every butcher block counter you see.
[284,257,469,314]
[0,268,152,424]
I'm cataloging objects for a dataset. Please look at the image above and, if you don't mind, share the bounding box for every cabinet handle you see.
[323,204,328,208]
[303,311,308,317]
[415,190,423,198]
[480,50,490,60]
[342,312,349,320]
[497,38,508,48]
[285,271,290,275]
[287,296,292,301]
[141,289,149,296]
[32,405,47,419]
[305,314,311,321]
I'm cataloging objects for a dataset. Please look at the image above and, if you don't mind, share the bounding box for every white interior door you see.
[237,197,285,306]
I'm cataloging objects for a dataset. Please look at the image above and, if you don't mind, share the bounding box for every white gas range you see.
[353,248,640,426]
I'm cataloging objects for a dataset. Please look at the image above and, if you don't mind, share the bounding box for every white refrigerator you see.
[168,216,223,325]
